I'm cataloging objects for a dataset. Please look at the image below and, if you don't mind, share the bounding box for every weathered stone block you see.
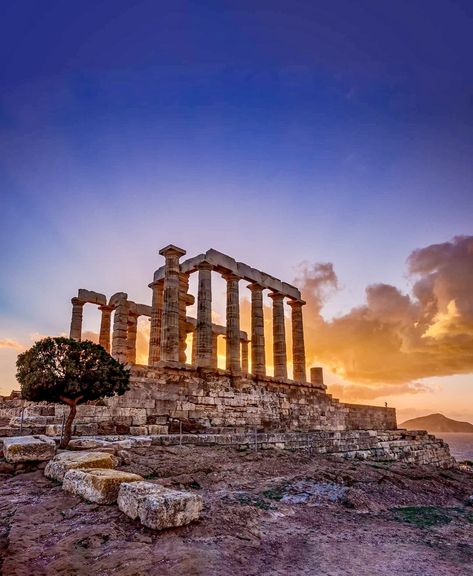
[130,426,148,436]
[3,435,56,463]
[117,481,203,530]
[63,468,143,504]
[44,450,118,482]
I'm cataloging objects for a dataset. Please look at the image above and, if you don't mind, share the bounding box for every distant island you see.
[401,413,473,433]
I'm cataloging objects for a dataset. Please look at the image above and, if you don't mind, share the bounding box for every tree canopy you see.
[16,336,130,404]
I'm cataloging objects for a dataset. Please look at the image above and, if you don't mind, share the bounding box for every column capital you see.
[98,304,113,312]
[287,299,306,308]
[159,244,186,258]
[268,291,285,302]
[222,271,240,282]
[71,297,84,306]
[247,282,264,293]
[197,260,213,271]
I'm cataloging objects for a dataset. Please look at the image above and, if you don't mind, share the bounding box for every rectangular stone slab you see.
[118,481,203,530]
[44,451,118,482]
[63,468,143,504]
[3,435,56,463]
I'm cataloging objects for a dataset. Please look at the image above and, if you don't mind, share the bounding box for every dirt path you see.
[1,447,473,575]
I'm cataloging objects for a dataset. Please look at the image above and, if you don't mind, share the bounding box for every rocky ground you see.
[1,446,473,576]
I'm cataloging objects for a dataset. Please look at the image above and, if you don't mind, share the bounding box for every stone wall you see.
[0,365,396,436]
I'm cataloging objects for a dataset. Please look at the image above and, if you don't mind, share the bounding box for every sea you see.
[435,433,473,462]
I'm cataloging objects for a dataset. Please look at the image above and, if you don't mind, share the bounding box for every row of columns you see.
[70,297,139,365]
[149,246,307,381]
[70,298,114,353]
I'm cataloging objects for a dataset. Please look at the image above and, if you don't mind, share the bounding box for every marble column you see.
[159,245,186,362]
[179,273,192,363]
[69,298,84,340]
[241,338,249,373]
[248,283,266,377]
[127,314,138,364]
[269,292,287,379]
[288,299,307,382]
[211,333,219,369]
[223,273,241,372]
[98,305,113,352]
[195,262,213,367]
[191,328,197,365]
[112,298,129,363]
[148,280,164,366]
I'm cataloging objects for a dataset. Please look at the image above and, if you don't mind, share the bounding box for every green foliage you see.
[16,337,130,404]
[392,506,453,528]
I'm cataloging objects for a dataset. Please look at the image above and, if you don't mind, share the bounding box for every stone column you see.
[127,313,138,364]
[248,283,266,377]
[179,273,192,363]
[195,262,213,367]
[148,280,163,366]
[288,299,307,382]
[98,305,113,352]
[69,298,84,340]
[112,298,129,363]
[159,245,186,362]
[223,273,241,372]
[191,328,197,365]
[269,292,287,379]
[211,333,219,369]
[241,338,249,373]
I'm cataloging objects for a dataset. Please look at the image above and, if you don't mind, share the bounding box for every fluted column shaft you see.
[98,305,113,352]
[196,262,213,367]
[241,339,249,373]
[249,283,266,377]
[179,273,192,363]
[148,280,164,365]
[69,298,84,340]
[112,298,129,363]
[160,245,186,362]
[269,292,287,379]
[224,273,241,371]
[289,300,306,382]
[127,314,138,364]
[211,333,219,369]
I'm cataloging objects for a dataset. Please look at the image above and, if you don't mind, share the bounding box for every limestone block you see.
[45,450,118,482]
[3,435,56,463]
[63,468,143,504]
[147,425,169,435]
[118,481,203,530]
[130,426,148,436]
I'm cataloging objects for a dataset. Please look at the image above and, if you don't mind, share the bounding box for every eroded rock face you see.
[3,435,56,463]
[118,481,203,530]
[44,451,118,482]
[62,468,143,504]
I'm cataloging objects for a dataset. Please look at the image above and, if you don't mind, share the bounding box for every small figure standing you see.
[385,402,388,408]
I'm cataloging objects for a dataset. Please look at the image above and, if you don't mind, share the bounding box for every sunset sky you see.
[1,1,472,423]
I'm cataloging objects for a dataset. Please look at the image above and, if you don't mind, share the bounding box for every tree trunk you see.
[59,396,81,449]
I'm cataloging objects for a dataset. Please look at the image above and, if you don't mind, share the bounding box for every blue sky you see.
[1,1,472,420]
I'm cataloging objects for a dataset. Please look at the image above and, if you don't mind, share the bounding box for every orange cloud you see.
[296,236,473,398]
[0,339,24,352]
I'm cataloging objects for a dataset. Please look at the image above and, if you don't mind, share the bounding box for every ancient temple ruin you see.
[60,244,400,436]
[69,244,323,387]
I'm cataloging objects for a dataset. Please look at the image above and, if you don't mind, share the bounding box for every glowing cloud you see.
[296,236,473,398]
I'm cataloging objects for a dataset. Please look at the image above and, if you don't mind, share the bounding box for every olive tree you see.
[16,337,130,448]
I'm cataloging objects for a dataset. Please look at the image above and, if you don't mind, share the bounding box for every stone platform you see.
[0,365,397,438]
